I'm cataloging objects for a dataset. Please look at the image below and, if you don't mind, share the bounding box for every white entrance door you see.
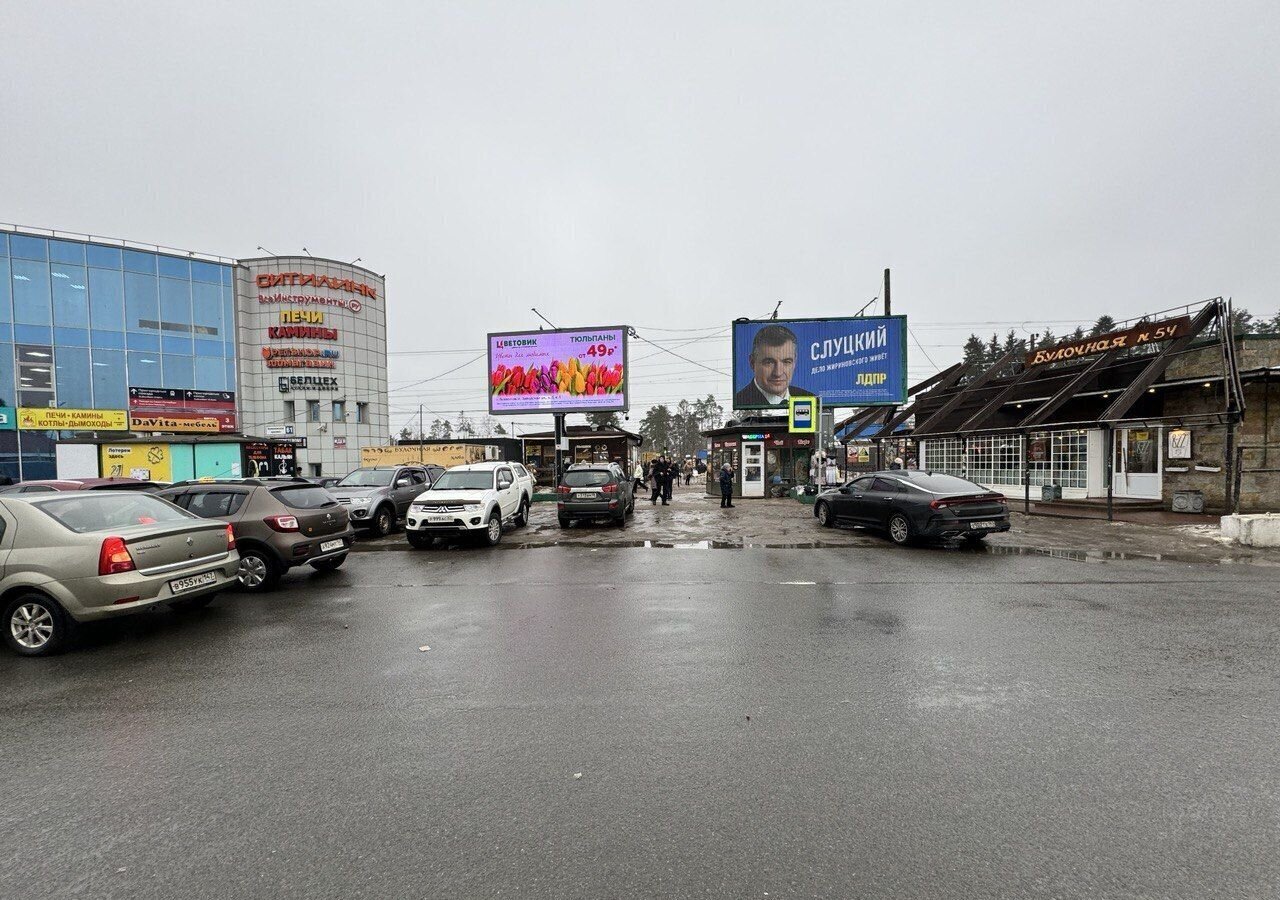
[1114,428,1161,499]
[742,442,765,498]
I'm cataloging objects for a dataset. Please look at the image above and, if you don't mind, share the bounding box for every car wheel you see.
[171,594,216,611]
[614,510,627,527]
[407,531,435,550]
[514,499,530,528]
[558,515,571,529]
[237,548,281,592]
[815,501,834,528]
[372,506,395,537]
[3,593,69,656]
[888,513,914,546]
[482,513,502,546]
[310,554,347,572]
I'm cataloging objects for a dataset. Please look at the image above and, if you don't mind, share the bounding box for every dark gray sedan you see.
[815,470,1010,545]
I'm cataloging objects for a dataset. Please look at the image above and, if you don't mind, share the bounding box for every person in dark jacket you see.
[650,457,667,504]
[719,463,735,508]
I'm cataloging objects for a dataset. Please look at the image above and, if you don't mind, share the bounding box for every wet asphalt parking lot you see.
[2,529,1278,899]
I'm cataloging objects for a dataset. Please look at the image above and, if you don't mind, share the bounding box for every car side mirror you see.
[395,478,411,488]
[838,486,851,494]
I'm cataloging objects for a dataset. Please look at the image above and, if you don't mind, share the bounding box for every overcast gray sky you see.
[3,1,1276,434]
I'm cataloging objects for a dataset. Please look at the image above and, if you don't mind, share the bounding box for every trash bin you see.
[1040,484,1062,501]
[1172,490,1204,513]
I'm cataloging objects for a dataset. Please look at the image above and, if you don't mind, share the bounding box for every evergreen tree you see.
[1037,328,1056,348]
[985,333,1002,365]
[638,405,672,454]
[397,426,413,442]
[1070,326,1085,341]
[584,411,622,430]
[428,418,445,439]
[962,334,986,368]
[439,421,453,439]
[494,422,508,436]
[1230,308,1255,337]
[1090,315,1116,336]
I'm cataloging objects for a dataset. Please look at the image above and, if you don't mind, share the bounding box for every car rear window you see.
[36,493,194,534]
[271,486,338,510]
[905,473,987,493]
[185,491,248,517]
[564,471,612,487]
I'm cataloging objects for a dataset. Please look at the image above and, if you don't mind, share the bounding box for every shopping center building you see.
[0,225,388,480]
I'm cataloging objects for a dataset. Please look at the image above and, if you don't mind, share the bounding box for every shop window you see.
[356,402,368,424]
[332,400,345,422]
[308,400,320,422]
[91,349,126,409]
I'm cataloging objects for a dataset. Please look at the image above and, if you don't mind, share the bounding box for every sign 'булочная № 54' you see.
[1024,315,1192,367]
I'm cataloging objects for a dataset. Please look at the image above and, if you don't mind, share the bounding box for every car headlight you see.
[351,497,371,506]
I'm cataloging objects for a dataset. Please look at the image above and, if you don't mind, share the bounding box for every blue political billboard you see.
[731,316,907,409]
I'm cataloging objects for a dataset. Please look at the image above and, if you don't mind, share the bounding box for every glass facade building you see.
[0,229,237,479]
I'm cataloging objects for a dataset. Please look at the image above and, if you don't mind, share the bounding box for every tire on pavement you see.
[237,547,282,592]
[815,501,834,528]
[3,592,71,656]
[407,531,436,550]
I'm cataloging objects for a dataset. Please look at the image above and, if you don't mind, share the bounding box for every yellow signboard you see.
[19,408,128,431]
[129,415,221,434]
[359,444,490,468]
[100,444,173,482]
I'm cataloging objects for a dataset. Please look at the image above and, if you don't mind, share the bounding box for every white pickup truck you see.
[404,462,532,548]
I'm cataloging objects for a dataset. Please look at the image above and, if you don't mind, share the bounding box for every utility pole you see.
[418,404,424,462]
[884,268,891,317]
[553,413,566,484]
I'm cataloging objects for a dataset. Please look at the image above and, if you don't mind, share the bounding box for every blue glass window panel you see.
[192,281,221,334]
[194,356,224,391]
[51,264,89,328]
[91,349,127,409]
[0,325,12,344]
[221,265,232,285]
[191,260,221,283]
[13,325,52,345]
[126,331,159,352]
[225,359,236,391]
[55,347,93,408]
[12,260,51,325]
[159,277,191,328]
[0,343,13,407]
[48,239,86,266]
[124,272,158,330]
[18,432,56,480]
[87,267,124,331]
[0,257,10,323]
[221,284,235,337]
[162,353,193,389]
[90,329,125,350]
[162,335,192,355]
[0,233,7,255]
[123,249,156,274]
[54,327,90,347]
[157,255,189,279]
[127,351,162,388]
[86,244,122,269]
[194,338,222,357]
[9,235,47,261]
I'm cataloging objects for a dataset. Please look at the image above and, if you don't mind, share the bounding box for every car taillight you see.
[556,485,571,495]
[226,523,237,550]
[929,498,950,510]
[98,536,135,575]
[264,515,300,532]
[601,483,618,494]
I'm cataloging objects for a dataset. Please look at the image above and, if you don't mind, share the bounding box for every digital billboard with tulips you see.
[488,326,628,414]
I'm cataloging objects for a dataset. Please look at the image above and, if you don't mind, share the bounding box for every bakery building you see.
[842,300,1276,515]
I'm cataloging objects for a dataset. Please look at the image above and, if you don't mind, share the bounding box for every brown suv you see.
[157,478,355,592]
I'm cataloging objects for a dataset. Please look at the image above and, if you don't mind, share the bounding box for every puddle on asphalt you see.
[350,536,1255,565]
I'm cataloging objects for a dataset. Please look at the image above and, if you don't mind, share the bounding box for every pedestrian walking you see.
[719,462,735,508]
[683,458,694,486]
[633,459,646,495]
[661,455,675,504]
[650,456,667,504]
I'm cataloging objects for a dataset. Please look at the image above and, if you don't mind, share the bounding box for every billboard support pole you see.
[553,413,566,484]
[884,269,891,317]
[418,405,424,462]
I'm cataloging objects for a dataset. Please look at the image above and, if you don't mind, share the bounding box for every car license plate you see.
[575,492,600,500]
[320,539,344,553]
[971,520,997,529]
[428,514,454,523]
[169,571,217,595]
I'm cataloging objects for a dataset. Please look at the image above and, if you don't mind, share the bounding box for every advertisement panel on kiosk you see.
[731,316,907,409]
[487,327,628,415]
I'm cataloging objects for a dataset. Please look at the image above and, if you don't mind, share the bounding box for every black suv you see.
[556,464,635,528]
[158,478,355,591]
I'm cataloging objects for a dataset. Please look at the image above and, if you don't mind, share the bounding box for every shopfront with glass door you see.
[1112,427,1161,499]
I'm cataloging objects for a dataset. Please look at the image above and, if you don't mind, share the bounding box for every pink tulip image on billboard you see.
[488,327,628,414]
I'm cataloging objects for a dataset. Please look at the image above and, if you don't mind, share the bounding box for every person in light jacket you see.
[719,463,735,508]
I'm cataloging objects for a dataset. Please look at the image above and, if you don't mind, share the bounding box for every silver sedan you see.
[1,491,241,656]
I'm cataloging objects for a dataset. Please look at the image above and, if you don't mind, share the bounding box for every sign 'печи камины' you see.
[1024,316,1191,367]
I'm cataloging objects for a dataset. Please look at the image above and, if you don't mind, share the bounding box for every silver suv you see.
[328,466,440,536]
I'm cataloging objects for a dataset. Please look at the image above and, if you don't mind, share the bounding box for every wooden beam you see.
[1099,303,1219,422]
[1018,348,1123,428]
[912,348,1020,436]
[956,364,1041,434]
